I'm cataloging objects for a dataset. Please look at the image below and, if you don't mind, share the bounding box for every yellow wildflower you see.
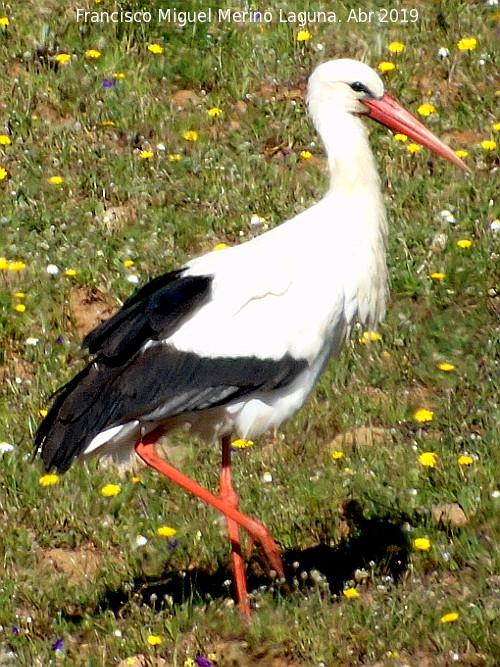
[378,62,395,72]
[0,135,11,145]
[148,43,163,54]
[213,243,228,251]
[56,53,71,64]
[101,484,121,497]
[0,167,7,180]
[457,37,477,51]
[114,72,126,79]
[418,104,436,117]
[157,526,177,537]
[441,612,459,623]
[85,49,101,59]
[430,272,445,280]
[457,239,472,248]
[147,635,162,646]
[359,331,382,343]
[455,149,468,158]
[183,130,198,142]
[493,123,500,132]
[64,269,77,276]
[300,150,313,159]
[123,260,135,267]
[438,362,455,371]
[419,452,437,467]
[184,660,195,667]
[0,258,8,269]
[13,292,26,298]
[414,409,434,423]
[343,587,360,599]
[296,30,311,42]
[8,261,26,271]
[15,304,26,312]
[407,143,422,153]
[132,476,141,483]
[140,150,154,159]
[231,438,254,449]
[39,409,48,418]
[394,133,408,142]
[168,154,182,161]
[39,474,59,486]
[388,41,405,53]
[331,450,344,460]
[208,107,223,117]
[413,537,431,550]
[0,17,10,26]
[458,455,474,466]
[48,176,64,185]
[480,140,497,151]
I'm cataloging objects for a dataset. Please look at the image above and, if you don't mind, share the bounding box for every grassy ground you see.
[0,0,499,664]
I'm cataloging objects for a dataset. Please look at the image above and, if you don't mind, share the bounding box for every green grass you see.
[1,0,499,664]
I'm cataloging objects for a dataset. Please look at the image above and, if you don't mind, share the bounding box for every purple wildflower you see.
[102,77,116,88]
[195,656,212,667]
[168,539,179,549]
[55,335,64,344]
[52,638,64,651]
[11,626,19,635]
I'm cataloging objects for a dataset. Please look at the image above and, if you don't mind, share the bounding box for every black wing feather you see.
[36,347,307,473]
[83,268,212,361]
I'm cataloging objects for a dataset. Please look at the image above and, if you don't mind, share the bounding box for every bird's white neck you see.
[311,104,382,196]
[306,100,389,328]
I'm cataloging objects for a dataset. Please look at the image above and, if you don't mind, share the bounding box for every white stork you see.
[35,59,467,617]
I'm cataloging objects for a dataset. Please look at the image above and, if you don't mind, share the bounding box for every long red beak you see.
[363,93,470,172]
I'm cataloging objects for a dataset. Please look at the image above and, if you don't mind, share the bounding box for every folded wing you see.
[35,266,308,472]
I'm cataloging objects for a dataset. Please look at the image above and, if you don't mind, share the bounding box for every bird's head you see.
[307,58,469,171]
[308,58,384,116]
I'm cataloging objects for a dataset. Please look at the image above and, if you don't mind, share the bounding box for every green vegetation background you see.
[0,1,498,665]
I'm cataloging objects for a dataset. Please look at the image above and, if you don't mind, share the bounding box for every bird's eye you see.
[350,81,370,95]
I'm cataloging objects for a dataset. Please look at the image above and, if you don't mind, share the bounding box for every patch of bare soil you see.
[0,354,35,383]
[431,503,468,528]
[69,286,116,338]
[37,542,106,586]
[329,425,393,451]
[169,89,201,109]
[101,204,138,232]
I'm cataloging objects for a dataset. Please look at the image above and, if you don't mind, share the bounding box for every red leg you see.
[220,435,250,617]
[135,441,285,594]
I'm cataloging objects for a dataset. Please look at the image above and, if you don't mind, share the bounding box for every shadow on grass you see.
[66,499,410,620]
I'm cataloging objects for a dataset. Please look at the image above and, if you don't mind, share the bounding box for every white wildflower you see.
[490,220,500,232]
[250,215,267,227]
